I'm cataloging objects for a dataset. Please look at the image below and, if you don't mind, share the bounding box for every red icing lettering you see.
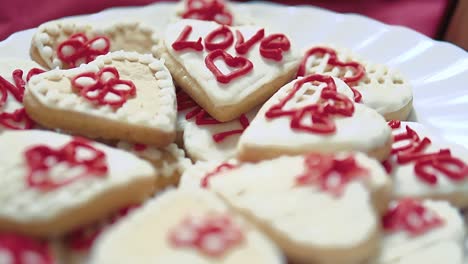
[57,33,110,67]
[201,162,238,188]
[382,198,443,236]
[388,119,401,129]
[296,153,369,196]
[205,49,253,84]
[169,213,243,256]
[297,47,365,102]
[24,137,108,190]
[0,108,34,130]
[235,29,265,54]
[0,233,54,264]
[259,34,291,61]
[172,25,204,51]
[212,114,249,143]
[265,74,354,134]
[71,66,136,108]
[182,0,233,26]
[205,25,234,51]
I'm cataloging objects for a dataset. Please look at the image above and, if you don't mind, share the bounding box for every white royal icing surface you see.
[163,19,300,107]
[238,76,391,154]
[27,51,177,133]
[300,45,413,115]
[388,122,468,206]
[89,189,285,264]
[0,130,155,222]
[183,107,259,161]
[374,200,464,264]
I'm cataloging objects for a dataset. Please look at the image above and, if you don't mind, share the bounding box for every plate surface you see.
[1,1,467,148]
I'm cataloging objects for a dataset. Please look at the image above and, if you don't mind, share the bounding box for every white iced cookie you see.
[24,51,177,147]
[31,20,157,69]
[89,189,285,264]
[0,59,44,132]
[384,121,468,208]
[370,199,464,264]
[154,19,300,122]
[180,152,392,263]
[238,75,392,162]
[117,141,192,187]
[297,45,413,121]
[0,130,156,237]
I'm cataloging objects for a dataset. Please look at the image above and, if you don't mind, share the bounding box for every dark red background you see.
[0,0,450,41]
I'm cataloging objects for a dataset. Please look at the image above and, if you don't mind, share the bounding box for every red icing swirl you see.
[265,74,354,134]
[0,233,54,264]
[205,49,253,84]
[172,25,204,52]
[182,0,233,26]
[296,153,369,196]
[201,162,238,188]
[24,137,108,190]
[382,198,444,236]
[259,34,291,61]
[235,29,265,55]
[297,47,365,103]
[205,25,234,51]
[71,66,136,108]
[169,213,243,257]
[57,33,110,68]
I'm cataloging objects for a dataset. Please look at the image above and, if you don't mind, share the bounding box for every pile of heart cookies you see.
[0,0,467,263]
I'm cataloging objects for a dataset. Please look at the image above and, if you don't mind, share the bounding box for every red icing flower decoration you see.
[296,153,369,196]
[66,205,138,251]
[265,74,354,134]
[201,162,238,188]
[57,33,110,68]
[71,66,136,108]
[169,213,243,257]
[172,25,204,52]
[259,34,291,61]
[0,233,54,264]
[382,198,444,236]
[182,0,233,26]
[205,49,253,84]
[297,47,366,103]
[205,25,234,51]
[235,29,265,55]
[0,68,44,130]
[24,137,108,190]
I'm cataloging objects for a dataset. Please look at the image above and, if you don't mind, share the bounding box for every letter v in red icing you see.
[235,29,265,54]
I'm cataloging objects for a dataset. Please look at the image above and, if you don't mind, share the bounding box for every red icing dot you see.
[265,74,354,134]
[201,162,238,188]
[297,47,365,103]
[71,66,136,108]
[235,29,265,55]
[182,0,233,26]
[0,233,54,264]
[259,34,291,61]
[57,33,110,68]
[205,49,253,84]
[205,25,234,51]
[172,25,204,52]
[24,137,108,190]
[296,153,369,196]
[169,213,243,257]
[382,198,444,236]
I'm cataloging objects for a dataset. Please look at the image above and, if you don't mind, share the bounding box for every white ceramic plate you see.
[1,1,467,149]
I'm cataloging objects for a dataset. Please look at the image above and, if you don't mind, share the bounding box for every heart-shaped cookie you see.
[89,189,284,263]
[238,74,392,162]
[384,121,468,208]
[31,20,157,69]
[297,45,413,121]
[0,130,156,237]
[154,19,300,122]
[179,152,392,264]
[369,199,464,264]
[0,59,45,132]
[25,51,176,147]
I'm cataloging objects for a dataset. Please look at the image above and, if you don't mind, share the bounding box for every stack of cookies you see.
[0,0,466,263]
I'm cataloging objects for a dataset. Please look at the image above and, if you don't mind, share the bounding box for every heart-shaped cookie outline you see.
[205,49,253,84]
